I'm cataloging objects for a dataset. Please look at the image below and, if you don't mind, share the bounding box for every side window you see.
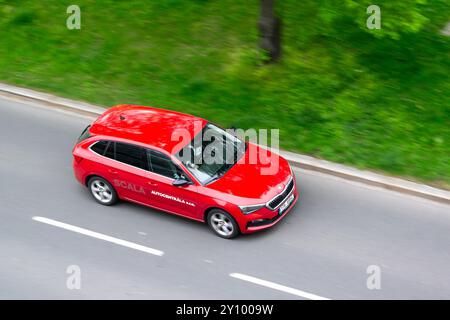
[115,142,148,171]
[104,141,115,159]
[148,150,186,180]
[90,140,108,155]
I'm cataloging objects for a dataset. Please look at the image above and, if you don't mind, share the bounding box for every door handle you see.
[147,181,158,187]
[108,169,119,175]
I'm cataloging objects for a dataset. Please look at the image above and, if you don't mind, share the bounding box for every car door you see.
[146,149,200,220]
[108,142,151,204]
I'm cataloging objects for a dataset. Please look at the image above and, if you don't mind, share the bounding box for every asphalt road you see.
[0,95,449,299]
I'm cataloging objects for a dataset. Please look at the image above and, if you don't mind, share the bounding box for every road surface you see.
[0,95,449,299]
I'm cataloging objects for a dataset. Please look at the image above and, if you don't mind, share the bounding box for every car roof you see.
[89,104,207,155]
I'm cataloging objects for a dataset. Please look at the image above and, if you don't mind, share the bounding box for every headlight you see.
[239,203,265,215]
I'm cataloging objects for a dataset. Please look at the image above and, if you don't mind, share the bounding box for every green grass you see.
[0,0,449,188]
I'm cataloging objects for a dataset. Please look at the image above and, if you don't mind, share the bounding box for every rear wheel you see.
[88,177,118,206]
[207,209,239,239]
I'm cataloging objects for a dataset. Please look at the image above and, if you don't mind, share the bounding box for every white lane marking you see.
[230,273,330,300]
[32,216,164,256]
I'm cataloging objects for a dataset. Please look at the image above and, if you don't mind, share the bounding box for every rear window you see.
[77,125,91,143]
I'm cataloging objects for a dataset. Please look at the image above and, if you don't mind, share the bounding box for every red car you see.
[72,105,298,238]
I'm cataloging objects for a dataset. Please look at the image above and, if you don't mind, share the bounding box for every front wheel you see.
[207,209,239,239]
[88,177,118,206]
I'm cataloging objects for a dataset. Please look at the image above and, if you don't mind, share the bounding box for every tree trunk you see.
[259,0,281,62]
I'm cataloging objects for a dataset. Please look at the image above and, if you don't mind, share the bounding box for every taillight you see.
[74,155,83,164]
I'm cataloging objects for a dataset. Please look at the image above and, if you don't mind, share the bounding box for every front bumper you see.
[239,186,299,234]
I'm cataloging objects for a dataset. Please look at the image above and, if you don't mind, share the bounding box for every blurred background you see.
[0,0,448,188]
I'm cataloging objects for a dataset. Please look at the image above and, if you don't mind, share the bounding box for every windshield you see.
[176,123,246,185]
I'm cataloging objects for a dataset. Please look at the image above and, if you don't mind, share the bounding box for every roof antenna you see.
[119,114,126,121]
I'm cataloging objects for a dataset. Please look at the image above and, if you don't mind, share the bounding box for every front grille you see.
[267,178,294,210]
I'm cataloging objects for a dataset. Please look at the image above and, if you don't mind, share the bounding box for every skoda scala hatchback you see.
[73,105,298,238]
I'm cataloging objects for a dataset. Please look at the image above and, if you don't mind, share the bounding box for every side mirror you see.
[172,178,191,187]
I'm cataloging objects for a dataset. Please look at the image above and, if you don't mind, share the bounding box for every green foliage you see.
[314,0,448,39]
[0,0,448,187]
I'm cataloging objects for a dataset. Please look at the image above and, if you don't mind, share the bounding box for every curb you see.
[0,82,105,116]
[282,151,450,204]
[1,82,449,205]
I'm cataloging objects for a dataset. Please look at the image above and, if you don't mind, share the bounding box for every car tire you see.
[87,176,118,206]
[207,209,239,239]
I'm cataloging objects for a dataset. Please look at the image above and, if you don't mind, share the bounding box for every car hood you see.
[206,143,292,204]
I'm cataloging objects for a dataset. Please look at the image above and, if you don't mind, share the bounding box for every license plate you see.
[279,193,294,214]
